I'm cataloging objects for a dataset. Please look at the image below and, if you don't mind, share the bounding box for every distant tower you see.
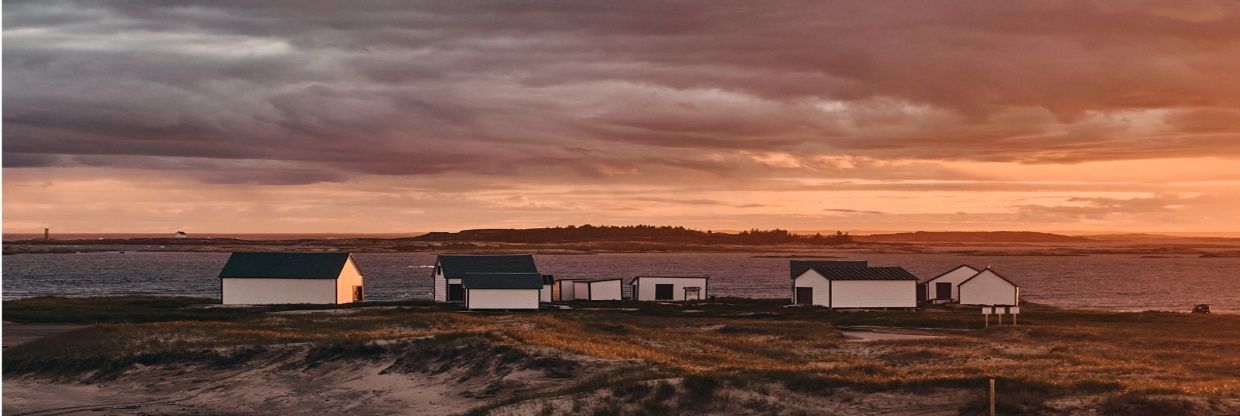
[44,226,50,240]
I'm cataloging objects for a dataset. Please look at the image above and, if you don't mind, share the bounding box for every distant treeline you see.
[414,225,855,245]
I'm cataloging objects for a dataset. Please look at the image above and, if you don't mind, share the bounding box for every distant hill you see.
[855,231,1093,243]
[414,225,856,245]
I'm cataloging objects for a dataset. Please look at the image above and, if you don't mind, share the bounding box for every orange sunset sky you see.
[4,1,1240,235]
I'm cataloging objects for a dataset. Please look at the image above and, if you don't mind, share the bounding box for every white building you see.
[573,278,624,301]
[461,273,543,310]
[432,255,539,302]
[791,262,917,308]
[218,252,364,305]
[630,276,709,301]
[958,268,1020,306]
[919,264,981,303]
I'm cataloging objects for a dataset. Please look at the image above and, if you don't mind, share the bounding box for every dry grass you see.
[4,297,1239,414]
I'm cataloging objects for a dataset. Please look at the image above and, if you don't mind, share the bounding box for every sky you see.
[4,1,1240,235]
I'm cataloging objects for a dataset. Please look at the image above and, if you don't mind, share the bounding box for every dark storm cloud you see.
[5,0,1240,184]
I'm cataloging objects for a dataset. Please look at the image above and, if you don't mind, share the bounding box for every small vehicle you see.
[1192,304,1211,314]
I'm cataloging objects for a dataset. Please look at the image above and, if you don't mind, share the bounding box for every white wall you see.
[631,277,708,301]
[588,280,623,300]
[541,284,552,302]
[466,289,540,310]
[958,270,1019,305]
[222,278,338,305]
[924,266,979,301]
[433,268,446,302]
[831,280,916,308]
[574,281,590,300]
[793,270,831,306]
[335,257,365,304]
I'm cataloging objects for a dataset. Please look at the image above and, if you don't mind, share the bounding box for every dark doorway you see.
[655,284,674,300]
[352,285,365,302]
[448,284,465,301]
[935,282,952,299]
[795,287,813,305]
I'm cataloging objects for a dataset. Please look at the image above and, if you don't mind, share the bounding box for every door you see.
[352,285,365,302]
[448,284,465,301]
[795,287,813,305]
[655,284,674,300]
[684,287,701,301]
[935,282,952,300]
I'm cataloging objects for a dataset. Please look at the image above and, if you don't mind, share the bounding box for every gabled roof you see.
[802,265,918,281]
[219,252,354,279]
[629,275,710,284]
[789,260,868,279]
[461,273,545,289]
[957,268,1019,288]
[436,254,538,278]
[922,264,981,284]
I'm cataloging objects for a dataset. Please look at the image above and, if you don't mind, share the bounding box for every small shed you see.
[218,252,364,305]
[573,278,624,301]
[957,268,1020,306]
[630,276,709,301]
[792,264,917,308]
[461,273,543,310]
[432,254,539,302]
[919,265,981,303]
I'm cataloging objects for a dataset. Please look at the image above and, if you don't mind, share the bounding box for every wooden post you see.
[998,312,1002,325]
[984,313,989,328]
[989,378,996,416]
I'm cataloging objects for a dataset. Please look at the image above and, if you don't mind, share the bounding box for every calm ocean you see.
[3,251,1238,312]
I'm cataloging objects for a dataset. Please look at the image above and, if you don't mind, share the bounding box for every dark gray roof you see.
[436,254,538,278]
[219,252,354,279]
[461,273,545,289]
[542,274,555,285]
[808,266,918,281]
[789,260,868,278]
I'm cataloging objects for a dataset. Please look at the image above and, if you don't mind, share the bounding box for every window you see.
[352,285,365,302]
[655,284,674,300]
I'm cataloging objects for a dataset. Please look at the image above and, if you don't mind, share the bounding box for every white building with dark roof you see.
[432,254,539,302]
[791,261,917,308]
[218,252,364,305]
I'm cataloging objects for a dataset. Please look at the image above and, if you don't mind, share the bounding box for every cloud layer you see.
[4,1,1240,232]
